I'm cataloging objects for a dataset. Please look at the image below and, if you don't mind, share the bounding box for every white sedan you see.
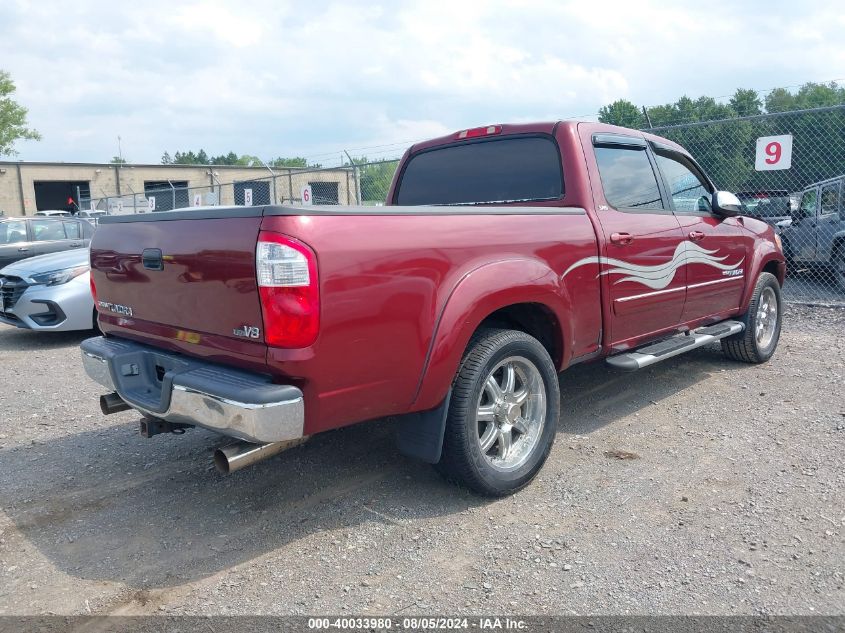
[0,248,95,331]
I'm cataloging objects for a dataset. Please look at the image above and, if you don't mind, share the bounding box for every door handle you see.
[610,232,634,245]
[69,242,82,247]
[17,247,29,252]
[688,231,705,242]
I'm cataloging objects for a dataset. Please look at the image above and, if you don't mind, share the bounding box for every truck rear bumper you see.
[80,336,304,444]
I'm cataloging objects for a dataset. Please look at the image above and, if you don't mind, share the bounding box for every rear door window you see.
[63,220,82,239]
[32,219,68,241]
[594,146,664,210]
[395,136,563,205]
[820,183,840,216]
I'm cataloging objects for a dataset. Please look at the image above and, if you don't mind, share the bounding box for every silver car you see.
[0,248,95,331]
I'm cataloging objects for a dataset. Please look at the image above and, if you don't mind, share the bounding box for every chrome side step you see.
[606,320,744,371]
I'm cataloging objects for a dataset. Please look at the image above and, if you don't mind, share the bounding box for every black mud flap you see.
[395,391,451,464]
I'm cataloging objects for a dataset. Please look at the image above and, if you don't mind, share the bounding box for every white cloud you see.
[2,0,843,163]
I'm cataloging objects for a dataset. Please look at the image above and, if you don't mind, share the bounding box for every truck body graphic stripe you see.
[562,241,744,290]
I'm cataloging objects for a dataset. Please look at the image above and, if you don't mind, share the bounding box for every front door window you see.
[653,152,712,213]
[799,189,818,220]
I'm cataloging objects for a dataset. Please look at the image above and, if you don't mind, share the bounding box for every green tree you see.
[161,150,323,168]
[645,104,676,127]
[764,87,794,113]
[236,154,261,166]
[692,96,733,122]
[792,81,845,109]
[269,156,309,168]
[172,150,194,163]
[597,99,646,128]
[729,88,762,117]
[209,151,240,165]
[0,70,40,156]
[110,156,127,164]
[350,156,398,203]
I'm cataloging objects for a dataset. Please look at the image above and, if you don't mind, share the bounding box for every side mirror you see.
[712,191,742,218]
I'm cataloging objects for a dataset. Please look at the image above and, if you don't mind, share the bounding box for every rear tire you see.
[721,272,782,363]
[434,329,560,496]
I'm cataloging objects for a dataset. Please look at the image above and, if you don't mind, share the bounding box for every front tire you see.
[721,272,782,363]
[435,329,560,496]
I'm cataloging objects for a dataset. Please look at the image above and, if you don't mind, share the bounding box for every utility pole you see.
[257,158,278,205]
[117,135,123,161]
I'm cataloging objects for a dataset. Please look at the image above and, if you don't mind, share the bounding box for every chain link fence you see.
[79,161,401,215]
[647,104,845,306]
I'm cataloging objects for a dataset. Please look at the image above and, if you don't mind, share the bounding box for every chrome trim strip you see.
[686,276,744,290]
[616,275,744,303]
[616,286,685,302]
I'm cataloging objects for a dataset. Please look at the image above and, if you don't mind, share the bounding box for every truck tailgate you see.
[90,213,266,356]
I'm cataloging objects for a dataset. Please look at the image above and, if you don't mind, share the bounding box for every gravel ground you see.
[783,271,845,306]
[0,306,843,617]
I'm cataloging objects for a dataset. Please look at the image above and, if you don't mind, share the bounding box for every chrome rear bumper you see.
[80,336,304,444]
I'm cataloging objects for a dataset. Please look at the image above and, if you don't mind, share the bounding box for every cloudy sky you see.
[2,0,844,165]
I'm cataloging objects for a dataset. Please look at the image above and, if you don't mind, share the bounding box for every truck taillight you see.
[90,274,97,307]
[256,233,319,348]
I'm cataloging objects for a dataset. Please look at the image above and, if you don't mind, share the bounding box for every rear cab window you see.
[395,136,563,205]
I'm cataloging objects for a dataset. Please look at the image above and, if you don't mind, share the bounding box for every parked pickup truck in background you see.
[81,121,786,496]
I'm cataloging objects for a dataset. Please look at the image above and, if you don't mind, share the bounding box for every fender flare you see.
[410,257,572,412]
[822,230,845,262]
[740,241,786,312]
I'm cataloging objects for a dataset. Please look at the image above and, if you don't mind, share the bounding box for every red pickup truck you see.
[81,121,785,496]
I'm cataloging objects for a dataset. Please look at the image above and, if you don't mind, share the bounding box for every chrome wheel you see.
[475,355,546,472]
[755,286,778,349]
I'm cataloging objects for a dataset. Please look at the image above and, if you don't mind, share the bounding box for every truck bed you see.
[91,204,602,434]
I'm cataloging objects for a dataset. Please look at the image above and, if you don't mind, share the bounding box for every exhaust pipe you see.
[100,392,131,415]
[213,437,309,474]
